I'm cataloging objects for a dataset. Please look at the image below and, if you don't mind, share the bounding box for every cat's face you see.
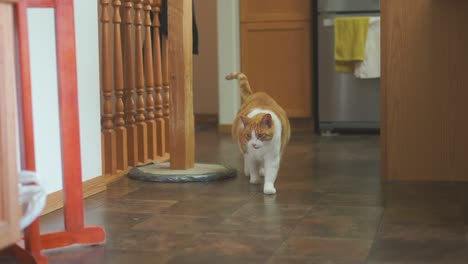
[240,113,274,151]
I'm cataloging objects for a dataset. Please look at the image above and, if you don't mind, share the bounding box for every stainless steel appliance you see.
[317,0,381,132]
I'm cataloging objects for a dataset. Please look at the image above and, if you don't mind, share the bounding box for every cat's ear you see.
[240,116,250,126]
[261,114,273,128]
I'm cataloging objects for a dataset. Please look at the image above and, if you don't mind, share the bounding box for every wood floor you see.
[2,122,468,263]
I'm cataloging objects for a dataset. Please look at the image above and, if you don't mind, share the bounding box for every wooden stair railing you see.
[100,0,176,181]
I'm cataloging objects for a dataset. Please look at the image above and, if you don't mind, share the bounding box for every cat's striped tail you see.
[225,72,253,101]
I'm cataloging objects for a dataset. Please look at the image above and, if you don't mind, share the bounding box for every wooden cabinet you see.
[0,0,21,250]
[240,0,310,22]
[241,21,311,117]
[240,0,312,118]
[381,0,468,181]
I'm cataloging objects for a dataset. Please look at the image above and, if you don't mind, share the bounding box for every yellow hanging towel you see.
[334,17,370,72]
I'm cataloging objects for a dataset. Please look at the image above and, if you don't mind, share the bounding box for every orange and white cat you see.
[226,72,291,194]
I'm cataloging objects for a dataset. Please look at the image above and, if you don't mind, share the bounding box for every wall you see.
[381,0,468,181]
[27,2,101,194]
[217,0,241,125]
[193,0,218,114]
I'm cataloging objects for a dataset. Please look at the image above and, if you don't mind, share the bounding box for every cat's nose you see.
[252,143,258,149]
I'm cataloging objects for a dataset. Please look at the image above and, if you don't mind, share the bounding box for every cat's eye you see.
[245,134,251,140]
[257,133,265,139]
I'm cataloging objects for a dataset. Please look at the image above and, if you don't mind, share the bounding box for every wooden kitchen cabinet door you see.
[240,0,311,22]
[240,0,312,118]
[0,1,21,250]
[241,21,312,117]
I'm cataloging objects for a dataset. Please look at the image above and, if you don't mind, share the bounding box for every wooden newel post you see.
[168,0,195,169]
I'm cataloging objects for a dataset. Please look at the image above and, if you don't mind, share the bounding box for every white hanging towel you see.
[354,17,381,79]
[18,171,46,229]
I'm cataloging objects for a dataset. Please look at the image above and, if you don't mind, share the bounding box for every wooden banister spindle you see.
[134,0,148,163]
[144,0,158,160]
[162,34,170,154]
[113,0,128,171]
[152,0,166,156]
[124,0,139,166]
[100,0,117,175]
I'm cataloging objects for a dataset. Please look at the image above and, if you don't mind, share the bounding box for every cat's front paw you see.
[250,177,261,184]
[263,183,276,195]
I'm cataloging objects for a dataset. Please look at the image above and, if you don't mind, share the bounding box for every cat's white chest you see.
[244,108,282,161]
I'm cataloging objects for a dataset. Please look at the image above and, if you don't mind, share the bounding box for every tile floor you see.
[2,121,467,263]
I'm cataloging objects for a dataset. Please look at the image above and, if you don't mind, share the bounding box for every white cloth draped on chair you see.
[18,171,46,229]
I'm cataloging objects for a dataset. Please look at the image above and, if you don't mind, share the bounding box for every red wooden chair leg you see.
[11,0,106,262]
[40,227,106,250]
[24,221,47,263]
[15,1,47,263]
